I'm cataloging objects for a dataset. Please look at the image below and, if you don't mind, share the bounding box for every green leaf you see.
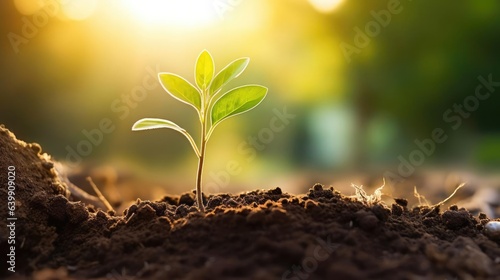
[210,85,268,130]
[132,118,200,157]
[132,118,185,132]
[158,73,202,113]
[209,58,249,97]
[195,50,214,90]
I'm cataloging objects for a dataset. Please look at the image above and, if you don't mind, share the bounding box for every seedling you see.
[132,50,268,212]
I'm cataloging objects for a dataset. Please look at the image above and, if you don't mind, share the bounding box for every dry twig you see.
[87,176,114,212]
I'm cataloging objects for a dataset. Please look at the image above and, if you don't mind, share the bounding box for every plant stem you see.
[195,124,206,213]
[195,90,210,213]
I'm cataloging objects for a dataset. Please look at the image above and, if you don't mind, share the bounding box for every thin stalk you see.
[195,122,206,212]
[195,89,210,212]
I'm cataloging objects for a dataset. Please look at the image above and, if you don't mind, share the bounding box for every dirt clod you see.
[391,203,404,216]
[442,209,474,230]
[179,193,195,206]
[394,198,408,207]
[355,210,379,231]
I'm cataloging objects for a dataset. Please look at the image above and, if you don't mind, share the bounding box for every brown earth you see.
[1,125,499,280]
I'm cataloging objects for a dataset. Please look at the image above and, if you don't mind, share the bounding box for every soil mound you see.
[1,125,499,280]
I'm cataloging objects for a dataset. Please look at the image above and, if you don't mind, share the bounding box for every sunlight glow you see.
[124,0,218,27]
[13,0,43,15]
[60,0,98,21]
[308,0,344,13]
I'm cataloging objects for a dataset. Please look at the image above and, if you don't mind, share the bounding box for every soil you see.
[1,124,500,280]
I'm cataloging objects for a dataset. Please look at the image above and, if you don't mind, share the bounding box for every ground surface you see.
[1,125,500,280]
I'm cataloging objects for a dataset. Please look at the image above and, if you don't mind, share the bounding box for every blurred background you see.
[1,0,499,210]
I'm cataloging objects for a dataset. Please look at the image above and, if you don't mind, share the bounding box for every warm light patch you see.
[60,0,98,21]
[13,0,44,15]
[308,0,344,13]
[123,0,218,27]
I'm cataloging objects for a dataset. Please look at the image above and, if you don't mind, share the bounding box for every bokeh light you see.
[308,0,344,13]
[123,0,218,27]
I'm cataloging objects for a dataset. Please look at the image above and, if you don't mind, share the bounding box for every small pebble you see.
[484,221,500,241]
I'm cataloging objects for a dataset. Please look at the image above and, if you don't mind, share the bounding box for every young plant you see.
[132,50,268,212]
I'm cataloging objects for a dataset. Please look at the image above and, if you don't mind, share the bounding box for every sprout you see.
[132,50,268,212]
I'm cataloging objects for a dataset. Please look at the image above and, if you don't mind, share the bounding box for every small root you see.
[422,182,466,218]
[351,178,385,206]
[414,186,430,206]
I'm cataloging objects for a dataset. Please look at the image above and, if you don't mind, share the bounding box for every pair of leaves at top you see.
[132,50,267,155]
